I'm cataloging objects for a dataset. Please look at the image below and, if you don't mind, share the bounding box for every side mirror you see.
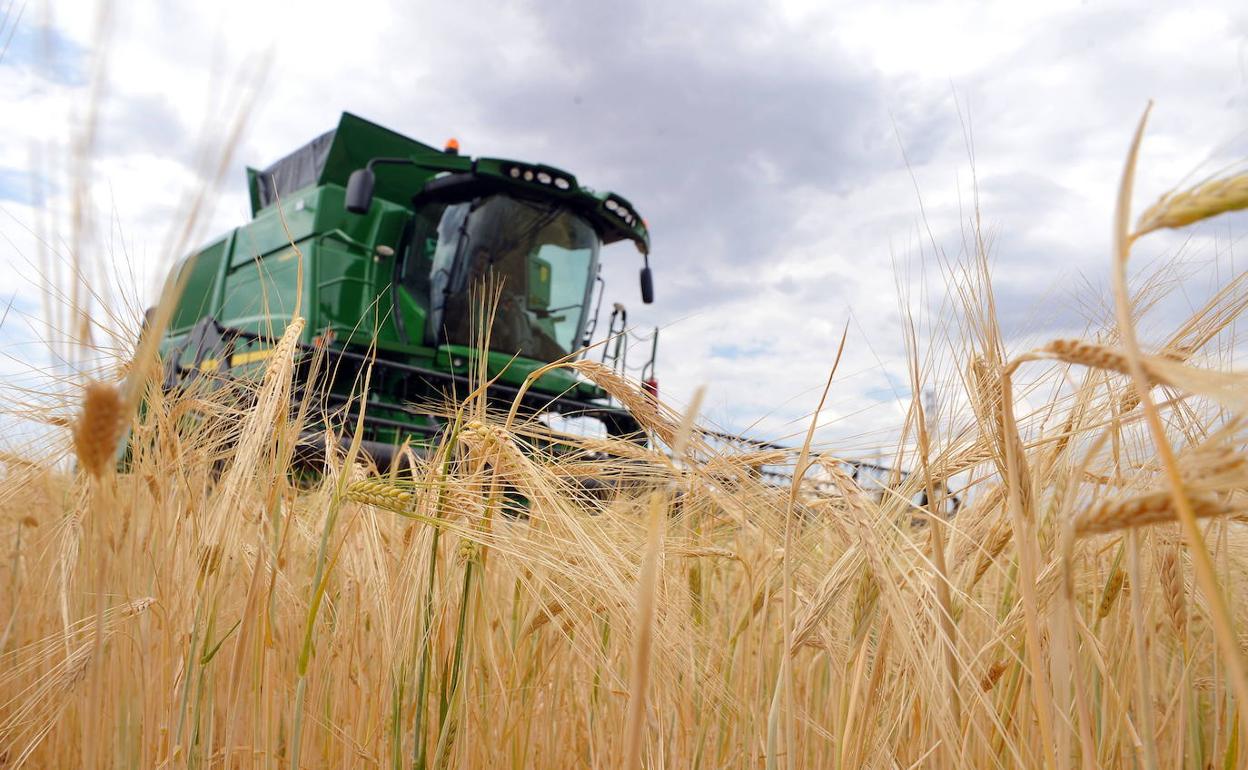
[640,265,654,304]
[345,167,376,214]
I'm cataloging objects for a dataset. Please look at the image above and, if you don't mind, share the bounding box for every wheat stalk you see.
[1115,105,1248,754]
[622,481,670,769]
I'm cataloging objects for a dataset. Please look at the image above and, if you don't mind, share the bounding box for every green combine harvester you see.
[157,113,658,466]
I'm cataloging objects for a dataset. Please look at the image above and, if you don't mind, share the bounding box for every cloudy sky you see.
[2,0,1247,452]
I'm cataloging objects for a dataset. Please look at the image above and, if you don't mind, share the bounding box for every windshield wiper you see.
[532,303,581,319]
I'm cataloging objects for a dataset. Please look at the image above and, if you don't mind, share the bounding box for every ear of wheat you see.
[571,360,676,445]
[1098,565,1127,619]
[73,381,126,478]
[850,570,880,638]
[1158,546,1187,639]
[344,479,415,512]
[1042,339,1177,392]
[1074,491,1234,537]
[1134,172,1248,236]
[980,660,1009,691]
[1043,339,1134,375]
[971,515,1013,588]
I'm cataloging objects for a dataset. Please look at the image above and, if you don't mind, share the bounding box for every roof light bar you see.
[503,163,573,192]
[498,164,643,234]
[605,196,639,228]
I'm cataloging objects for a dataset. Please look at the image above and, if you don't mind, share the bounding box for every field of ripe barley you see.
[3,120,1248,768]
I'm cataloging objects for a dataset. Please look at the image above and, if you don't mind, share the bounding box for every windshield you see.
[430,194,600,360]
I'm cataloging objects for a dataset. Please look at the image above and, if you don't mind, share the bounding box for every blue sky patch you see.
[710,342,769,360]
[0,18,89,87]
[0,167,43,206]
[863,372,907,403]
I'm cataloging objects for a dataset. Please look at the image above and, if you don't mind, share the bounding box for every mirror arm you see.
[366,156,417,173]
[345,156,450,215]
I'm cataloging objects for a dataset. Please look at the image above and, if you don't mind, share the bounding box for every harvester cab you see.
[157,113,658,465]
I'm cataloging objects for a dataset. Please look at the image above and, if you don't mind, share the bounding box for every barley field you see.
[2,108,1248,770]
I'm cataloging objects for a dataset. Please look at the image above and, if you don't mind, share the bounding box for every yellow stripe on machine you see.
[231,348,274,366]
[199,358,220,372]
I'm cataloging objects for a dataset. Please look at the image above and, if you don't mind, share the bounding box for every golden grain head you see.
[1135,172,1248,237]
[1074,490,1235,538]
[72,380,126,478]
[344,478,415,512]
[851,570,880,626]
[571,359,675,444]
[1043,339,1135,375]
[1159,546,1187,637]
[970,516,1013,588]
[456,538,480,564]
[1098,565,1127,619]
[980,660,1009,692]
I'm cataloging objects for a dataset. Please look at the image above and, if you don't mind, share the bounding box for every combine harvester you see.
[153,113,935,508]
[157,113,658,465]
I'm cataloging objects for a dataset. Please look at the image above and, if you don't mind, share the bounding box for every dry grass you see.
[2,110,1248,770]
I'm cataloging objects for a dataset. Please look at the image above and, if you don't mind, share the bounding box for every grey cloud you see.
[211,0,960,351]
[98,92,190,159]
[441,0,956,280]
[666,271,758,311]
